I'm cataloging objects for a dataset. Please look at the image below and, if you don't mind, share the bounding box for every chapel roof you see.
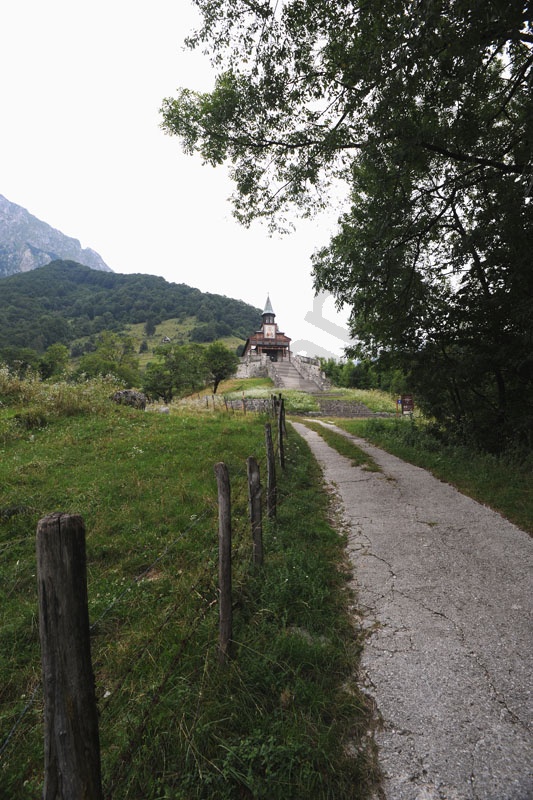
[263,295,274,315]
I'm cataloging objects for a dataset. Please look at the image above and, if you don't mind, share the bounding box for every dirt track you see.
[292,420,533,800]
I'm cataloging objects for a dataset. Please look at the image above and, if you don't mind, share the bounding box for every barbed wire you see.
[103,457,294,796]
[97,552,219,719]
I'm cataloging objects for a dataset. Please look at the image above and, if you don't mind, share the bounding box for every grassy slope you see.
[127,319,245,368]
[320,388,397,414]
[0,378,378,799]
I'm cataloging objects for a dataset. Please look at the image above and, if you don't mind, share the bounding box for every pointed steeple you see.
[262,295,275,326]
[263,295,274,316]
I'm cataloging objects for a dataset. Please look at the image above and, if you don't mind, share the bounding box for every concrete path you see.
[291,421,533,800]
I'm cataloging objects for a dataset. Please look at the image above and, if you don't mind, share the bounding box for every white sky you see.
[0,0,351,358]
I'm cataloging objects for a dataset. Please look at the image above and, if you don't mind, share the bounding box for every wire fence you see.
[0,399,287,796]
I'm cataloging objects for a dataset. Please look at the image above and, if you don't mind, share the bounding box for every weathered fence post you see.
[247,457,263,566]
[277,397,285,469]
[214,462,232,662]
[265,423,277,518]
[280,395,287,435]
[36,513,103,800]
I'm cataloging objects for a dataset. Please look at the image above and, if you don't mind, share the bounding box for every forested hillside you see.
[0,260,261,353]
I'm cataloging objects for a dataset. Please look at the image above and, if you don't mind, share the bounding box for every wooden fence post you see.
[280,396,287,436]
[265,423,277,518]
[277,397,285,470]
[36,513,103,800]
[247,457,263,566]
[214,463,232,662]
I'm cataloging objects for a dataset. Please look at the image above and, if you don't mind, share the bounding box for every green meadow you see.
[0,372,378,799]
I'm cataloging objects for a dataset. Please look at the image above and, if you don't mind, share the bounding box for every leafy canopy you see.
[161,1,533,450]
[161,1,531,224]
[76,331,140,386]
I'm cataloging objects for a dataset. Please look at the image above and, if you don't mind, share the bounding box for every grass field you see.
[0,373,378,799]
[4,371,527,798]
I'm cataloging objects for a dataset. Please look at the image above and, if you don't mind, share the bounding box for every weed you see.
[297,419,381,472]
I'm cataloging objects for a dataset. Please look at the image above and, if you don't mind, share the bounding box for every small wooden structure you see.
[242,296,291,362]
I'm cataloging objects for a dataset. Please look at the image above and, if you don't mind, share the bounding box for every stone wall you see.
[237,352,331,390]
[236,353,269,379]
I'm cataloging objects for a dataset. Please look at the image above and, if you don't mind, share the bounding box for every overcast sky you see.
[0,0,351,357]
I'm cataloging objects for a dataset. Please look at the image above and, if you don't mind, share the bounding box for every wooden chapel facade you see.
[242,296,291,361]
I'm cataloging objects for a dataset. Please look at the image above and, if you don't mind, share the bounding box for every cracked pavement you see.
[291,421,533,800]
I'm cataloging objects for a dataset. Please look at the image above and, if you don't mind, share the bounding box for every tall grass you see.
[0,373,378,798]
[322,388,397,414]
[223,386,320,413]
[218,377,274,394]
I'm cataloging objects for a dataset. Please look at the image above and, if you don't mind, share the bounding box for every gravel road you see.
[291,420,533,800]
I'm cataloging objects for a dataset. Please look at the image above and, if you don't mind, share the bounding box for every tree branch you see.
[419,141,531,175]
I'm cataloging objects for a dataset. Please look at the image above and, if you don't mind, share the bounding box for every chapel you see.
[242,296,291,361]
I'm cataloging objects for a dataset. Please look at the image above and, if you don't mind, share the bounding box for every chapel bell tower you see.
[262,295,276,337]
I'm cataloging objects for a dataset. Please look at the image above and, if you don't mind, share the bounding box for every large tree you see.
[204,341,239,392]
[161,1,533,450]
[143,343,209,401]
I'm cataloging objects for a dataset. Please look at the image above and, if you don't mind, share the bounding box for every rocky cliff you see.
[0,194,112,277]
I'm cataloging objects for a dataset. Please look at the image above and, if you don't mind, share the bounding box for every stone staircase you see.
[270,360,323,393]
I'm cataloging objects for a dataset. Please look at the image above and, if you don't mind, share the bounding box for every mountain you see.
[0,194,111,277]
[0,260,261,354]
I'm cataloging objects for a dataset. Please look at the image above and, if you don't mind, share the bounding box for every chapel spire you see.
[263,295,274,316]
[262,295,275,325]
